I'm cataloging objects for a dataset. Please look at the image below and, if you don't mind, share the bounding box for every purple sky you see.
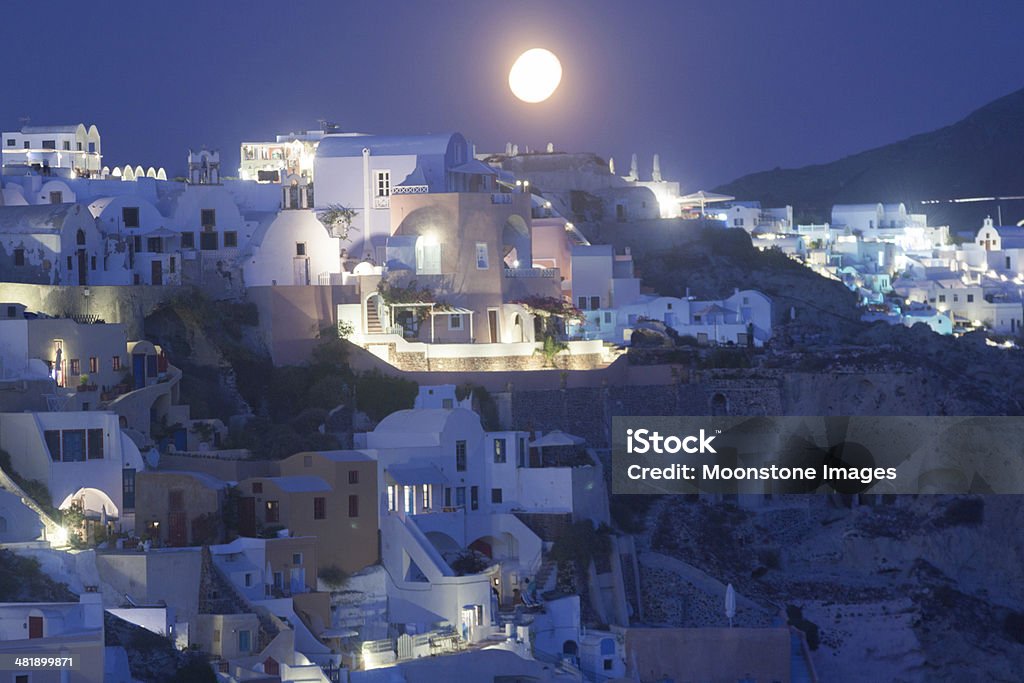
[7,1,1024,188]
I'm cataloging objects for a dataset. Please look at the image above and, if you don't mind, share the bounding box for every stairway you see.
[534,558,558,594]
[366,304,383,334]
[199,547,280,652]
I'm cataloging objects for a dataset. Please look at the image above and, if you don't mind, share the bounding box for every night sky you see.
[7,1,1024,189]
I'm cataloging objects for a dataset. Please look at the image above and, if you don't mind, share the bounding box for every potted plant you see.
[77,374,97,392]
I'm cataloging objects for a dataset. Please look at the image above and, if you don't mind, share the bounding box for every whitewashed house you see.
[239,128,354,182]
[313,132,491,262]
[0,203,108,285]
[0,411,146,533]
[2,123,102,177]
[355,404,609,638]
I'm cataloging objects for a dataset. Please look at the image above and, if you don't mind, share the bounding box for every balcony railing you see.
[504,268,558,278]
[391,185,429,195]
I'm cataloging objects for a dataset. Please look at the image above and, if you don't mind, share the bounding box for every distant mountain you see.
[715,87,1024,224]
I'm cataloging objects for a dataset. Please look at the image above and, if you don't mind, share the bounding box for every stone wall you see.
[0,283,186,339]
[384,343,607,373]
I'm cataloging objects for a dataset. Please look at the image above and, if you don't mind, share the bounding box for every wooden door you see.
[488,309,499,343]
[151,259,163,285]
[28,615,43,639]
[239,497,256,537]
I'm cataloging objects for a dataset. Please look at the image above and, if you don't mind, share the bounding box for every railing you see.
[504,268,558,278]
[391,185,429,195]
[372,196,390,209]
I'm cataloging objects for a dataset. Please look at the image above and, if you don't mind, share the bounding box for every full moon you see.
[509,48,562,103]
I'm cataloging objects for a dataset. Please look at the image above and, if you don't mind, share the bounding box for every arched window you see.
[77,229,86,245]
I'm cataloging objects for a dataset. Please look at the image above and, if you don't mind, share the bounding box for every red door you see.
[28,615,43,639]
[168,511,187,546]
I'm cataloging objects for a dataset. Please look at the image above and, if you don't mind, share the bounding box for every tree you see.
[316,204,359,241]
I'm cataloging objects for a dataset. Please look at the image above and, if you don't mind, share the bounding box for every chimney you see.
[80,592,103,630]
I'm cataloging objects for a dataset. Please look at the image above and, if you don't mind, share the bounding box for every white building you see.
[355,405,609,638]
[313,132,492,261]
[0,203,108,285]
[239,129,356,182]
[243,205,342,287]
[2,124,102,177]
[0,411,146,533]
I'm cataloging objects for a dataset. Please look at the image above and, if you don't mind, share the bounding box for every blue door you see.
[173,429,187,451]
[132,354,145,389]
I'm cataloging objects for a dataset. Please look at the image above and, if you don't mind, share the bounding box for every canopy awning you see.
[530,430,585,448]
[429,307,474,316]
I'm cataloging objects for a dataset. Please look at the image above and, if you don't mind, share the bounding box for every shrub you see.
[318,565,350,590]
[354,369,417,423]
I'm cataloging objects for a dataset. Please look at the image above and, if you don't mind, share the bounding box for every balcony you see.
[504,268,558,278]
[391,185,429,195]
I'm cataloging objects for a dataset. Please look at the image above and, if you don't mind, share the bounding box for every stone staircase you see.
[534,558,558,594]
[199,547,280,653]
[365,304,383,334]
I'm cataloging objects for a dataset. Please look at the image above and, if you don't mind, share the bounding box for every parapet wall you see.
[0,283,186,338]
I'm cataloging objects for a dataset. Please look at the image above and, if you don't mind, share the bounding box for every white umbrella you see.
[679,190,735,216]
[725,583,736,627]
[529,430,585,448]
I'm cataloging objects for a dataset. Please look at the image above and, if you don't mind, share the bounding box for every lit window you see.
[493,438,506,463]
[265,500,279,523]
